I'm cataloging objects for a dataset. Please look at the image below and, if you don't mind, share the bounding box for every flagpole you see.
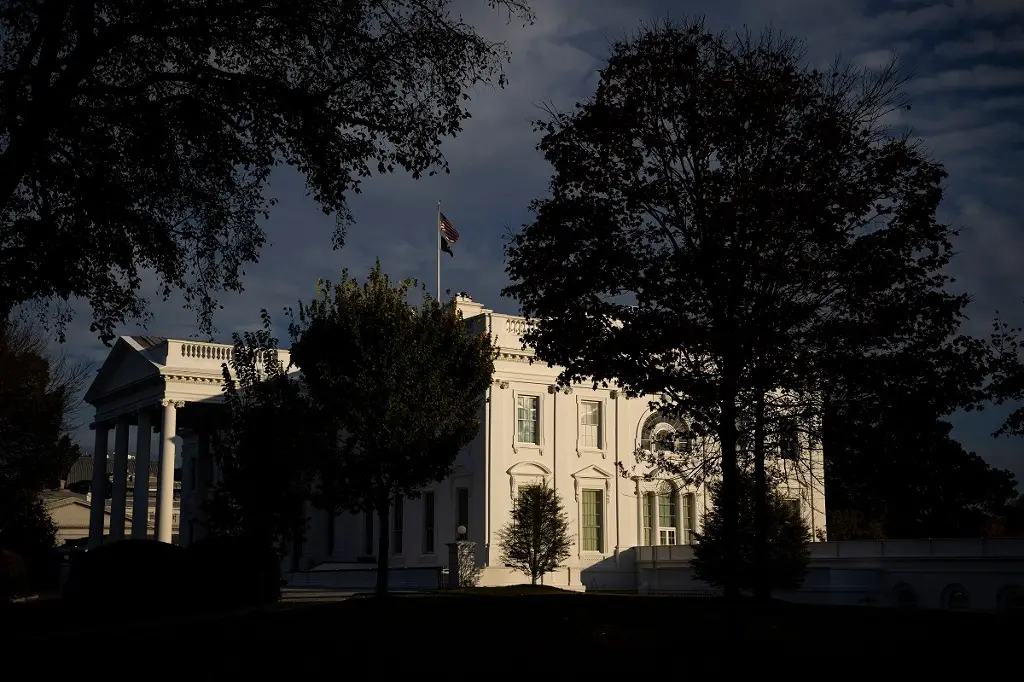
[436,200,442,303]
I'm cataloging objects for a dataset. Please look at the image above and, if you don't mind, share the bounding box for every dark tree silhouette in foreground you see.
[693,468,811,595]
[0,316,88,590]
[205,312,322,558]
[497,483,572,586]
[504,19,980,602]
[989,304,1024,439]
[0,0,533,342]
[288,263,495,597]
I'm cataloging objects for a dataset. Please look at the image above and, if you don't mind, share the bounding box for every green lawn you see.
[5,586,1020,673]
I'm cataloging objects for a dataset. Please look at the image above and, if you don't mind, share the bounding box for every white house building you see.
[82,295,826,590]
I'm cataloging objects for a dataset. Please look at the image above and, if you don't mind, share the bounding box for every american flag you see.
[439,212,459,257]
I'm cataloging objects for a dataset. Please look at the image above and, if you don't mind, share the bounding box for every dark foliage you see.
[497,483,572,585]
[0,0,534,343]
[187,535,282,608]
[62,540,191,613]
[825,418,1017,539]
[693,469,811,594]
[503,19,990,584]
[0,548,30,601]
[205,311,322,558]
[288,261,496,596]
[989,305,1024,439]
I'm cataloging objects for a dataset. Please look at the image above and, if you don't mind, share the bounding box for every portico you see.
[83,336,288,549]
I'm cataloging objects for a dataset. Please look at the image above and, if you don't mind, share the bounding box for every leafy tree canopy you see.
[0,0,533,342]
[503,18,963,596]
[287,261,495,594]
[497,483,572,585]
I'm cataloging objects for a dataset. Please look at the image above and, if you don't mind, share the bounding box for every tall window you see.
[392,496,404,554]
[423,491,435,553]
[516,395,540,444]
[579,400,601,448]
[642,492,654,545]
[779,418,800,460]
[658,489,677,545]
[456,487,470,539]
[681,493,695,544]
[582,489,604,552]
[784,498,801,517]
[363,511,374,555]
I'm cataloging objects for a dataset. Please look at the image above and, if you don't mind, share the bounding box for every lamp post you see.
[457,524,467,541]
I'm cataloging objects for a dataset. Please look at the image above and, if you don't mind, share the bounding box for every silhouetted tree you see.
[205,312,322,558]
[497,483,572,585]
[0,0,534,343]
[0,316,87,588]
[288,262,495,597]
[989,304,1024,438]
[692,469,811,595]
[504,19,957,602]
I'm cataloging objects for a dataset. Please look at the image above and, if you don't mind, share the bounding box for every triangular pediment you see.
[570,464,612,480]
[84,337,162,403]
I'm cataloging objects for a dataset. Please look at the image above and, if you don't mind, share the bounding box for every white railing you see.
[504,318,534,337]
[179,342,234,362]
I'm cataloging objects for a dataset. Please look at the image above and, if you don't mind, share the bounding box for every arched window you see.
[640,413,694,455]
[941,584,970,611]
[997,585,1024,615]
[892,583,917,609]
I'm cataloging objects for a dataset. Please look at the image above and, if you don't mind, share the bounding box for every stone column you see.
[131,409,153,538]
[88,423,110,549]
[156,400,182,543]
[109,416,130,541]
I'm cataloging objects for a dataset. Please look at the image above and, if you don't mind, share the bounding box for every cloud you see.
[55,0,1024,483]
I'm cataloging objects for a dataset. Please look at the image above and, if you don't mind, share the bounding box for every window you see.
[423,492,435,554]
[779,418,800,460]
[658,489,677,545]
[581,489,604,552]
[392,497,404,555]
[363,511,374,555]
[784,498,801,517]
[681,492,695,544]
[579,401,601,449]
[456,487,469,539]
[640,413,692,454]
[516,395,540,444]
[642,492,654,545]
[943,584,970,611]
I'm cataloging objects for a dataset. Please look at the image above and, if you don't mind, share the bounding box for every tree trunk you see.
[718,387,740,605]
[753,389,770,603]
[375,501,390,598]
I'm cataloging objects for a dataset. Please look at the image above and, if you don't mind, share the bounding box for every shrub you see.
[0,550,31,602]
[62,540,190,613]
[186,535,282,610]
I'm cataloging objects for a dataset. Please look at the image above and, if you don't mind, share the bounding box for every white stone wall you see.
[310,300,827,589]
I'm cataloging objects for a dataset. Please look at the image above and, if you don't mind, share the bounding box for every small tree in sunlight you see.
[692,468,811,595]
[288,261,496,597]
[497,483,572,586]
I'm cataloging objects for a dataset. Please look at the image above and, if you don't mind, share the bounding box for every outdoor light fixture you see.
[457,524,467,540]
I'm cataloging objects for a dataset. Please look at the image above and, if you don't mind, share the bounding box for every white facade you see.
[82,297,826,589]
[304,296,827,588]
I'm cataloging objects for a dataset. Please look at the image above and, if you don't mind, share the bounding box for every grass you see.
[5,586,1020,674]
